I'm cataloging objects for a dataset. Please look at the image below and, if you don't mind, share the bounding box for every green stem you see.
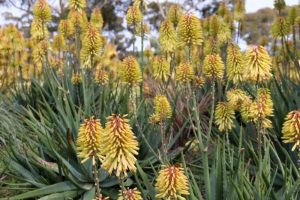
[92,157,101,199]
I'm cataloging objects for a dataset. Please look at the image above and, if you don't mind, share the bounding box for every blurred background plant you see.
[0,0,300,199]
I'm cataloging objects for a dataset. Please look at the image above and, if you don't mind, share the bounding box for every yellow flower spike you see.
[32,40,49,67]
[217,2,230,17]
[167,4,183,27]
[155,165,190,200]
[94,68,108,85]
[271,17,291,39]
[120,56,142,86]
[193,76,205,88]
[158,21,177,53]
[227,43,245,84]
[58,20,75,39]
[33,0,52,23]
[52,34,66,53]
[72,72,82,85]
[177,13,203,47]
[244,45,272,83]
[152,95,172,123]
[80,23,102,64]
[282,110,300,151]
[226,89,250,110]
[203,54,224,79]
[215,102,235,132]
[176,61,195,84]
[101,114,139,177]
[91,8,104,30]
[240,99,254,123]
[234,0,245,22]
[76,116,105,164]
[152,56,170,81]
[250,88,274,128]
[126,6,142,27]
[69,0,86,12]
[68,10,88,29]
[30,19,49,41]
[209,15,220,38]
[117,188,143,200]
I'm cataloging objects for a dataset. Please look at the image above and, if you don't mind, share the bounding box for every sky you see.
[0,0,299,25]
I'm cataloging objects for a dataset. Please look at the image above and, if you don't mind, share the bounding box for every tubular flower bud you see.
[167,4,183,27]
[155,165,190,200]
[58,20,75,38]
[151,95,172,123]
[226,89,250,110]
[33,0,52,23]
[101,114,139,177]
[126,6,142,27]
[250,88,274,128]
[80,23,102,63]
[177,14,203,47]
[227,43,245,83]
[152,56,170,81]
[271,17,291,39]
[120,56,142,86]
[176,61,194,84]
[282,110,300,151]
[91,7,104,30]
[76,116,105,164]
[203,54,224,79]
[158,21,177,53]
[117,188,143,200]
[215,102,235,132]
[244,45,272,83]
[69,0,86,12]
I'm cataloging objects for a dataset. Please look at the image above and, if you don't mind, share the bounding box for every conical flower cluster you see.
[31,19,49,41]
[215,102,235,132]
[91,8,104,30]
[177,14,203,47]
[227,43,245,83]
[94,68,108,85]
[58,20,75,39]
[117,188,143,200]
[76,116,104,164]
[271,17,291,39]
[150,95,172,123]
[152,56,170,81]
[80,23,102,64]
[250,88,274,128]
[158,21,177,53]
[68,10,88,29]
[101,114,139,177]
[282,110,300,151]
[167,4,183,27]
[69,0,86,12]
[244,45,272,83]
[120,56,142,86]
[33,0,52,23]
[126,6,142,27]
[155,165,190,200]
[226,88,250,110]
[176,61,194,84]
[203,54,224,79]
